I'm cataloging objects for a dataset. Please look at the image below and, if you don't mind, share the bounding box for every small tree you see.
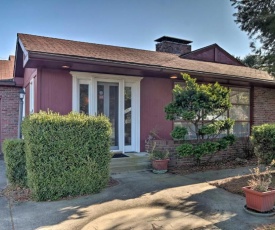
[231,0,275,76]
[165,73,235,164]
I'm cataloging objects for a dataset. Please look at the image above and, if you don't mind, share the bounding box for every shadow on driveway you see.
[1,159,274,230]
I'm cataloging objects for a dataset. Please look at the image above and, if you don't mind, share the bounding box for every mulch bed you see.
[0,177,119,203]
[209,172,275,197]
[254,224,275,230]
[0,185,31,202]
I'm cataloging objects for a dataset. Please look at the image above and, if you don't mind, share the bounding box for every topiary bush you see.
[22,111,112,201]
[252,123,275,164]
[165,73,235,164]
[3,139,27,187]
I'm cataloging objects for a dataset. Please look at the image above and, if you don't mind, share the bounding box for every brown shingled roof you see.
[0,55,14,80]
[18,33,274,82]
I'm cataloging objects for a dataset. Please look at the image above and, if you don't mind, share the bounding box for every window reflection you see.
[79,84,89,114]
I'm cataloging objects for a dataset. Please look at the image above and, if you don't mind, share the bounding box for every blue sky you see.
[0,0,251,60]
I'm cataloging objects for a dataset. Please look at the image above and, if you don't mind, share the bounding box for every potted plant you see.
[242,160,275,212]
[149,142,170,174]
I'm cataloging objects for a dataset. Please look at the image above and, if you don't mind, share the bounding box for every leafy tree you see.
[238,54,269,71]
[165,73,235,164]
[231,0,275,76]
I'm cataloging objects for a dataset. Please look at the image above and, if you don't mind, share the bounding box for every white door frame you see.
[71,71,142,153]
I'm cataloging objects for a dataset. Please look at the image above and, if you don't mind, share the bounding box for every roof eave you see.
[0,80,16,86]
[26,51,275,86]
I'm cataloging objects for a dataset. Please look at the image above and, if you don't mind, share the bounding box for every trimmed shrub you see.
[22,111,112,201]
[3,139,27,187]
[252,123,275,164]
[165,73,235,164]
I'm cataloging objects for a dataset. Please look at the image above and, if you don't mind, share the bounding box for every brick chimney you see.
[155,36,192,55]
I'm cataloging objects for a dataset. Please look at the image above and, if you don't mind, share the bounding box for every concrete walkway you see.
[1,159,274,230]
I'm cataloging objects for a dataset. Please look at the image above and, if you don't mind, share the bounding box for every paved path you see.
[0,159,274,230]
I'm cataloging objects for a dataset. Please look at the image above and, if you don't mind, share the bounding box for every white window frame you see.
[29,79,34,114]
[71,72,143,153]
[22,87,26,119]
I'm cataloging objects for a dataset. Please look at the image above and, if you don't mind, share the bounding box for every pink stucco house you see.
[12,34,275,156]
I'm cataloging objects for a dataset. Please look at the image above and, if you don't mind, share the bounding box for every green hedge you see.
[22,111,112,201]
[252,123,275,164]
[3,139,27,187]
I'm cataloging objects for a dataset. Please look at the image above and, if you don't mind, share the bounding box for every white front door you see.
[72,72,142,153]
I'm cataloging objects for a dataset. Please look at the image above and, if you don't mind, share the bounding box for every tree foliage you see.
[165,73,235,164]
[239,54,264,69]
[231,0,275,76]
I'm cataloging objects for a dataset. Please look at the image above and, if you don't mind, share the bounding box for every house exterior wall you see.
[23,68,37,88]
[32,72,175,152]
[253,86,275,125]
[144,85,275,166]
[39,69,72,114]
[24,68,72,115]
[0,86,20,151]
[140,77,173,151]
[19,67,275,157]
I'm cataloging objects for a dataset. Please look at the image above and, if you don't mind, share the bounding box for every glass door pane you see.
[125,87,132,145]
[97,82,119,150]
[97,84,104,115]
[79,84,89,114]
[109,85,119,148]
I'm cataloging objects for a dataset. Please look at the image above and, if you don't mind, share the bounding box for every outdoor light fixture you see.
[62,65,70,69]
[19,88,25,99]
[170,75,177,79]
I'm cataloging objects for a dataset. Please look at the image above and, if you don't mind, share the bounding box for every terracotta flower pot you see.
[242,186,275,212]
[152,159,169,174]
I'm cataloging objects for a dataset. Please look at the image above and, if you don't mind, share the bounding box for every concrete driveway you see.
[0,158,274,230]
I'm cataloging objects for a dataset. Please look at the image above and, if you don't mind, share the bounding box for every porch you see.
[110,152,150,174]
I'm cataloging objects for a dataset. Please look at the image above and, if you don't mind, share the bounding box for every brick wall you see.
[253,87,275,125]
[145,138,247,167]
[0,86,20,151]
[156,41,191,55]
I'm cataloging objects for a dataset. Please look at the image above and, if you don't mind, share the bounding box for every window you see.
[29,78,34,114]
[229,88,250,137]
[173,83,250,139]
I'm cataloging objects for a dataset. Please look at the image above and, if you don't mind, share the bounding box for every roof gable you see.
[180,44,244,66]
